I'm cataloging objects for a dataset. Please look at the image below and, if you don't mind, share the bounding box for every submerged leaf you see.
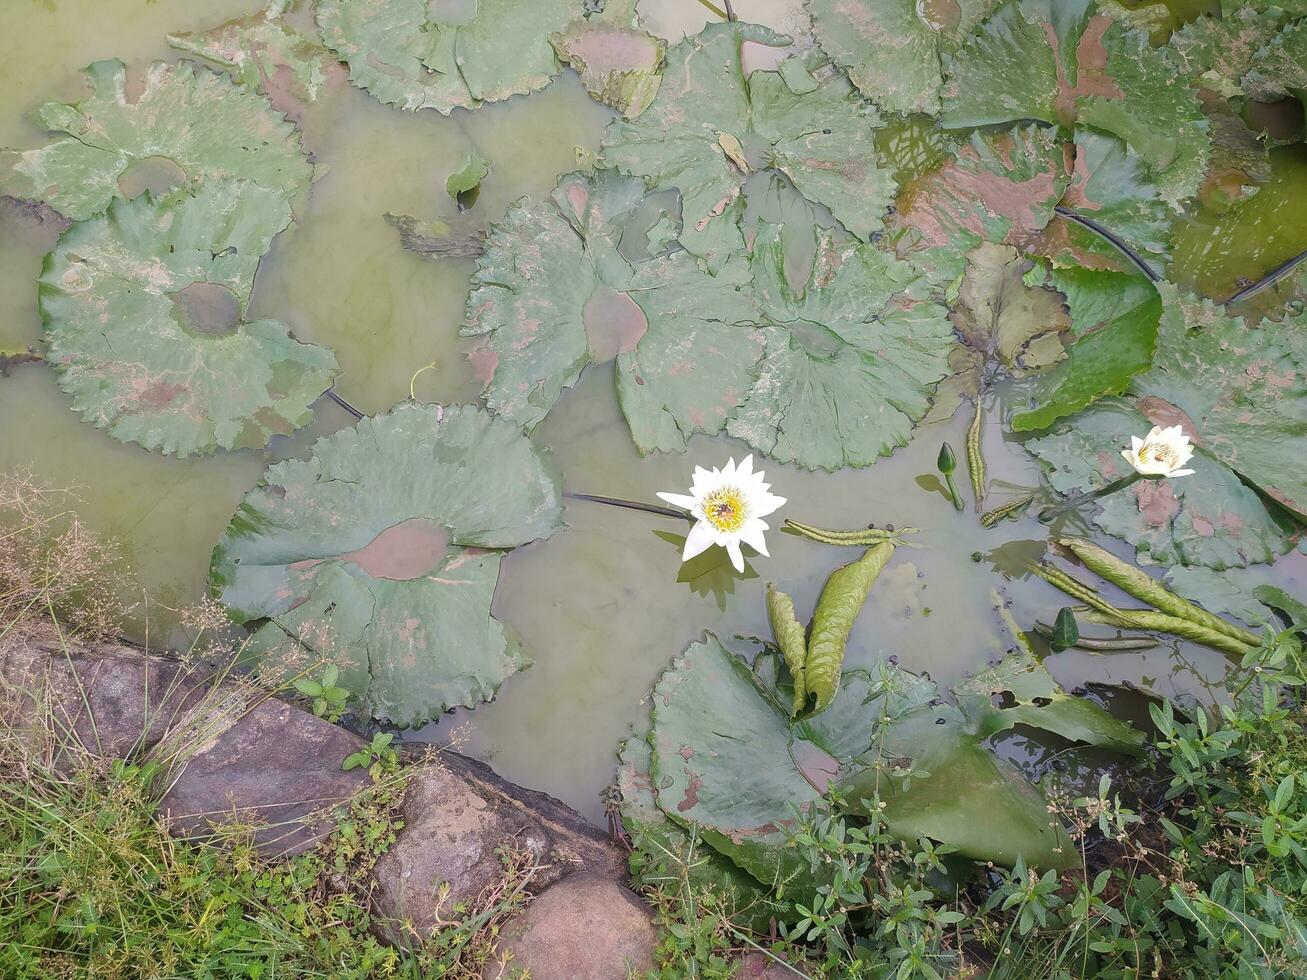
[0,59,311,221]
[808,0,998,115]
[316,0,571,113]
[1011,267,1161,432]
[39,179,337,456]
[726,225,954,470]
[210,403,564,726]
[445,152,491,210]
[603,21,895,270]
[463,169,763,451]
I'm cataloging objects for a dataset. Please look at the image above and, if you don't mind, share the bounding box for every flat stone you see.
[160,695,370,856]
[488,873,656,980]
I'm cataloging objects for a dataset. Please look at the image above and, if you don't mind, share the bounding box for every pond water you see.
[3,0,1305,824]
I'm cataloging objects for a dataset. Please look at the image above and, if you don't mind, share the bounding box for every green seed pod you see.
[806,542,895,715]
[966,402,986,511]
[1057,537,1262,647]
[1029,563,1145,625]
[1079,609,1257,658]
[766,583,810,717]
[1050,607,1079,652]
[980,493,1036,528]
[784,520,916,546]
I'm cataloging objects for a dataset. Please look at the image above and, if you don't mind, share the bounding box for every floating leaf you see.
[1164,565,1281,630]
[167,0,341,119]
[927,242,1071,423]
[942,0,1209,204]
[603,22,895,270]
[1011,267,1161,432]
[446,152,491,210]
[210,403,564,726]
[1167,7,1280,100]
[807,0,998,115]
[463,169,763,451]
[316,0,571,113]
[1026,298,1305,572]
[615,734,778,929]
[645,631,1146,881]
[39,179,337,456]
[0,59,311,221]
[551,0,665,118]
[727,225,954,469]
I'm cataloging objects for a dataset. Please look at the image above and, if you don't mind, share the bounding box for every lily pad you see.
[1011,267,1161,432]
[1167,7,1280,100]
[646,634,1143,878]
[941,0,1209,205]
[602,22,896,271]
[446,151,491,210]
[1164,565,1282,630]
[726,224,954,470]
[924,242,1071,423]
[210,403,564,727]
[39,179,338,456]
[167,0,341,119]
[316,0,572,113]
[551,0,665,118]
[1,59,311,222]
[1242,17,1307,109]
[808,0,998,115]
[463,169,764,452]
[1026,288,1307,571]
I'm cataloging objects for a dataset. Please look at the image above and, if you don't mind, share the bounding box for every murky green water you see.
[3,0,1305,823]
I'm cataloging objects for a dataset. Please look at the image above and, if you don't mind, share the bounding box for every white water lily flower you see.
[657,455,786,573]
[1122,425,1196,478]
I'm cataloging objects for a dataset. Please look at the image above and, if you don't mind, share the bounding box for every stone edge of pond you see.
[0,627,668,980]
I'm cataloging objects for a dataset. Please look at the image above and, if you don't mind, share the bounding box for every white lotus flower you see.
[657,455,786,573]
[1122,425,1196,478]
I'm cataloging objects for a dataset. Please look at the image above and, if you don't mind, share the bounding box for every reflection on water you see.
[2,0,1306,823]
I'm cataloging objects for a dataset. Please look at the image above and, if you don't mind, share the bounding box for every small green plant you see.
[294,664,352,722]
[343,732,400,780]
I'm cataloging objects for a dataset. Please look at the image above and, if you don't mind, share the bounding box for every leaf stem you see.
[1224,247,1307,306]
[564,491,690,521]
[694,0,730,20]
[1053,205,1160,282]
[1038,472,1143,524]
[323,388,364,420]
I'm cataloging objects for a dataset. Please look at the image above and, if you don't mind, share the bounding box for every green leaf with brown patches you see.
[210,403,564,727]
[1242,17,1307,114]
[167,0,343,120]
[926,242,1071,423]
[942,0,1209,204]
[39,179,337,457]
[1011,267,1161,432]
[807,0,999,115]
[726,224,954,470]
[551,0,665,118]
[1167,7,1281,100]
[602,21,896,271]
[463,169,764,452]
[888,124,1069,286]
[315,0,572,113]
[0,59,312,221]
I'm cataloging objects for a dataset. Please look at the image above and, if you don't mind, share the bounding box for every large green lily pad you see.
[643,634,1143,881]
[1,59,311,221]
[602,22,896,270]
[210,403,564,726]
[1011,267,1161,432]
[316,0,572,113]
[1027,289,1307,568]
[39,179,337,456]
[807,0,998,115]
[941,0,1209,204]
[463,169,764,452]
[168,0,342,119]
[726,225,954,470]
[1242,17,1307,107]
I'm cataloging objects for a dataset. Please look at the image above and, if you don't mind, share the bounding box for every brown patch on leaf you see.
[791,739,840,794]
[1136,395,1202,445]
[583,285,648,363]
[677,770,703,812]
[1046,16,1123,127]
[1135,480,1179,527]
[342,518,450,581]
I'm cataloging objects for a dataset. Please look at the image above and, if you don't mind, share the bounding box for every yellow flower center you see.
[701,486,748,533]
[1142,444,1176,466]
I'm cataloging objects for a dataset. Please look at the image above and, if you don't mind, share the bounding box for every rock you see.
[487,873,656,980]
[160,694,371,857]
[370,760,627,942]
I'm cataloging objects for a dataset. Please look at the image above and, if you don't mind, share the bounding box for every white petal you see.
[750,492,786,519]
[682,520,716,561]
[656,492,698,510]
[1121,448,1140,472]
[740,519,770,556]
[1169,468,1195,478]
[725,540,745,573]
[1130,435,1143,454]
[737,455,754,478]
[1145,425,1164,441]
